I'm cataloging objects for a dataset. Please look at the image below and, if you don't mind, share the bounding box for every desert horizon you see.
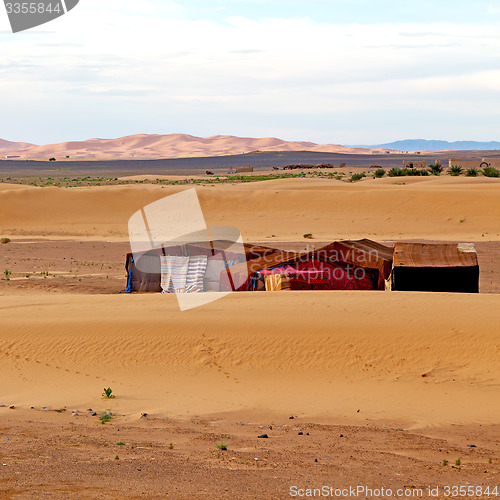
[3,133,500,162]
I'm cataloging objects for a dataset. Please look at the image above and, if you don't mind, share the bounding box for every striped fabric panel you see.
[160,256,189,293]
[186,255,208,293]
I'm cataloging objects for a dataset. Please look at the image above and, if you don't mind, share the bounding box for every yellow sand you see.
[1,176,500,241]
[1,176,500,429]
[1,291,499,428]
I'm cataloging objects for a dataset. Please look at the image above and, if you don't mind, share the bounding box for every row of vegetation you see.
[373,164,500,179]
[0,164,499,187]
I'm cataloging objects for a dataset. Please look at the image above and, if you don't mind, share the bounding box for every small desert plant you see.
[216,441,228,451]
[116,441,124,446]
[169,443,174,449]
[100,412,112,424]
[4,269,11,281]
[115,455,119,460]
[102,387,115,399]
[0,237,10,244]
[442,459,448,466]
[448,165,463,176]
[466,167,478,177]
[489,458,493,464]
[455,458,461,466]
[374,168,386,178]
[349,172,366,182]
[303,233,313,239]
[428,162,443,175]
[482,166,500,178]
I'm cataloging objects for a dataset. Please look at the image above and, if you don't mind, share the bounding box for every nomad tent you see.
[228,239,393,292]
[391,242,479,293]
[125,238,394,293]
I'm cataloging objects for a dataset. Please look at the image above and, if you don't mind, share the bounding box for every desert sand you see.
[1,175,500,241]
[0,133,379,160]
[2,175,500,498]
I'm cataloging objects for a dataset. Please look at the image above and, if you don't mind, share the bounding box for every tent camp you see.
[125,239,394,293]
[391,242,479,293]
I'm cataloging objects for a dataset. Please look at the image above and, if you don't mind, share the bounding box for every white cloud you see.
[0,2,500,142]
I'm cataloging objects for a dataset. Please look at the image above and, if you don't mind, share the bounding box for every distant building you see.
[5,155,20,159]
[402,160,426,169]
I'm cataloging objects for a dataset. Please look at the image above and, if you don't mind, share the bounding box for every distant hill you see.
[0,134,376,160]
[0,138,36,151]
[363,139,500,151]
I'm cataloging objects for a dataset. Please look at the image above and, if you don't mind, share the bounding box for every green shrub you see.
[4,269,11,281]
[349,172,366,182]
[448,165,463,176]
[0,237,10,244]
[466,167,478,177]
[216,441,228,451]
[303,233,313,239]
[428,163,443,175]
[482,166,500,178]
[388,167,405,177]
[374,168,386,178]
[102,387,115,399]
[100,412,112,424]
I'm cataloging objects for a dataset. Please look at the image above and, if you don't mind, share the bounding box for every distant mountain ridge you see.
[362,139,500,151]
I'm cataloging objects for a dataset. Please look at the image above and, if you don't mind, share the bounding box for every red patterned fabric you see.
[258,259,374,291]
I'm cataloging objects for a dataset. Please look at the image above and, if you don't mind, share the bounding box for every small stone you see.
[72,412,78,416]
[306,433,310,436]
[467,444,477,448]
[91,412,97,416]
[87,409,93,412]
[340,434,344,437]
[140,413,148,418]
[298,432,303,435]
[9,406,14,409]
[314,459,318,463]
[258,434,269,439]
[289,416,295,420]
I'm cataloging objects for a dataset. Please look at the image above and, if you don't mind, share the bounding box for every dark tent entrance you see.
[391,242,479,293]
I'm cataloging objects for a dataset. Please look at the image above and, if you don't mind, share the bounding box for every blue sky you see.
[1,0,500,145]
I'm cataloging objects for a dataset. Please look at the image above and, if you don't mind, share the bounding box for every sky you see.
[1,0,500,145]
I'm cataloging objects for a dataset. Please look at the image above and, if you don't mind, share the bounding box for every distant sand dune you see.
[1,177,500,241]
[1,292,500,426]
[0,133,376,159]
